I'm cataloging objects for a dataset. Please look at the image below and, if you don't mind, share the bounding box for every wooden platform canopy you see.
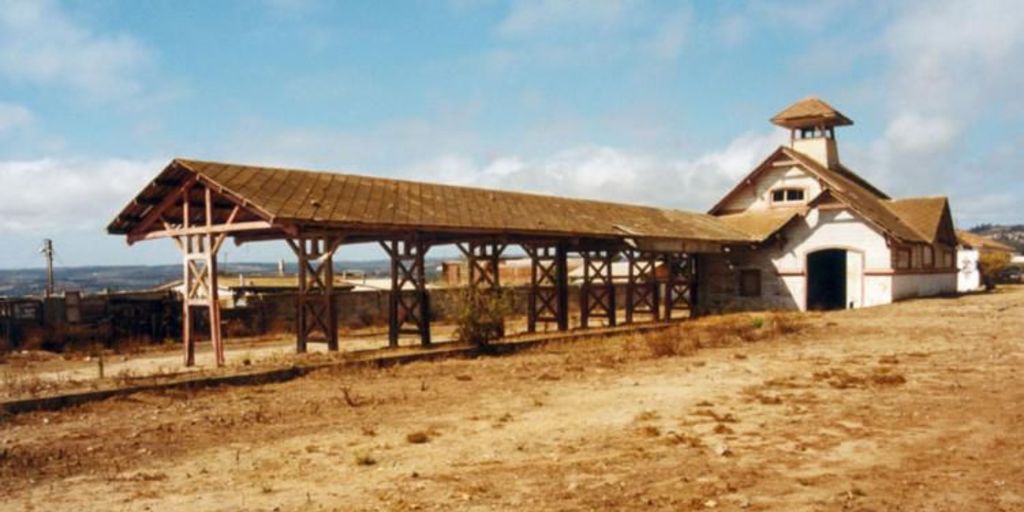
[108,158,755,366]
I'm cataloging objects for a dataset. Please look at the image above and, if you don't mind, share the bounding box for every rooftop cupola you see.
[771,97,852,169]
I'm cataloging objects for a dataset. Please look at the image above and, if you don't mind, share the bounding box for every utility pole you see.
[41,239,54,298]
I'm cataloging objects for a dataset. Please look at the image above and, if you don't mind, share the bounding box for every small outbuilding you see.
[955,230,1016,292]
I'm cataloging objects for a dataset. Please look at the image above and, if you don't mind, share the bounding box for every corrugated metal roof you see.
[108,158,755,246]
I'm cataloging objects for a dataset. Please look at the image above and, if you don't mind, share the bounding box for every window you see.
[943,250,954,268]
[739,269,762,297]
[923,246,934,268]
[770,188,805,203]
[895,248,911,269]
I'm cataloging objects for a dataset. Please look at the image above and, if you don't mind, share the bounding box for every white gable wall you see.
[770,208,892,310]
[718,165,823,213]
[700,206,893,312]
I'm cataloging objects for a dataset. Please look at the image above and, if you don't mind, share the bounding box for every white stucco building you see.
[955,230,1017,292]
[699,98,958,312]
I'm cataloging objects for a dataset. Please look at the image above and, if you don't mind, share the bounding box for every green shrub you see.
[452,288,515,346]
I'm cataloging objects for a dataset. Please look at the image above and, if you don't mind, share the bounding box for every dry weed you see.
[643,328,698,358]
[633,410,661,422]
[353,451,377,466]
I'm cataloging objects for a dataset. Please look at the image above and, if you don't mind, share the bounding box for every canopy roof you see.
[771,97,853,129]
[109,158,755,250]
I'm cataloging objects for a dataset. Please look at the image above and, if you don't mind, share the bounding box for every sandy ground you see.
[1,286,1022,511]
[0,317,580,398]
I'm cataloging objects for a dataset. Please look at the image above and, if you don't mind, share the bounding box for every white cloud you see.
[487,0,695,70]
[396,131,784,212]
[0,158,164,233]
[0,102,33,133]
[883,113,958,154]
[884,0,1024,116]
[496,0,636,38]
[0,0,152,99]
[835,0,1024,227]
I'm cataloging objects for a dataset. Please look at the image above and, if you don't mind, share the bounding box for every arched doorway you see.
[807,249,847,310]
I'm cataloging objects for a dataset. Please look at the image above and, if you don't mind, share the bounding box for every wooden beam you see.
[128,175,198,243]
[129,220,273,244]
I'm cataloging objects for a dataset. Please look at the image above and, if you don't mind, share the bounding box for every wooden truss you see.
[579,249,618,328]
[116,165,715,368]
[155,183,239,366]
[381,239,431,347]
[456,241,507,290]
[664,252,696,320]
[523,243,570,333]
[625,250,660,323]
[287,237,341,353]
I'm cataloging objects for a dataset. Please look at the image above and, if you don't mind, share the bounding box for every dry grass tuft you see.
[638,425,661,437]
[640,311,808,360]
[353,451,377,466]
[633,410,661,422]
[643,328,698,358]
[870,367,907,386]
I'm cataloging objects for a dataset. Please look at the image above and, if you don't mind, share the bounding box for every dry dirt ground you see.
[2,286,1023,511]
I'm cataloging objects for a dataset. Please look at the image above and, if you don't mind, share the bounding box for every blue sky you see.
[1,0,1022,268]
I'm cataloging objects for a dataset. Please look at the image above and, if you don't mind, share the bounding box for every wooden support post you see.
[288,237,341,353]
[664,252,694,320]
[381,239,431,347]
[579,249,616,329]
[556,243,569,332]
[175,183,226,367]
[524,243,567,333]
[625,250,660,324]
[691,254,701,318]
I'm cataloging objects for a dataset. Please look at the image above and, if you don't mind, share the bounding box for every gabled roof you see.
[108,158,755,247]
[956,230,1016,252]
[887,197,957,246]
[715,207,806,241]
[709,146,954,245]
[771,97,853,129]
[785,149,953,244]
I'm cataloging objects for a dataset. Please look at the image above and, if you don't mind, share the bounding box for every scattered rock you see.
[406,431,431,444]
[714,443,732,457]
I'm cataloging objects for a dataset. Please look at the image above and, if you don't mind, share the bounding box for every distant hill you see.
[969,224,1024,252]
[0,258,446,298]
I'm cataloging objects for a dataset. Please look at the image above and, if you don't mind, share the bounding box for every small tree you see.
[452,288,515,346]
[978,251,1011,290]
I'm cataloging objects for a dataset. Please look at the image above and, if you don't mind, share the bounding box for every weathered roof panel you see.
[716,207,806,241]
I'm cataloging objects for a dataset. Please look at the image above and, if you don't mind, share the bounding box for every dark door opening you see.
[807,249,847,311]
